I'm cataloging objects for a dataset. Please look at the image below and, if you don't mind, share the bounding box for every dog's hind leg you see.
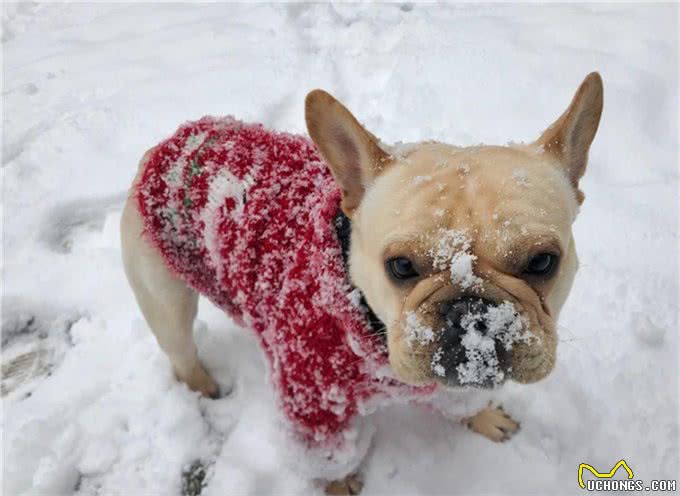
[120,159,219,398]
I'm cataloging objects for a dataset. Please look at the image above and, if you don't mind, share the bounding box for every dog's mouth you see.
[388,292,547,389]
[427,297,532,389]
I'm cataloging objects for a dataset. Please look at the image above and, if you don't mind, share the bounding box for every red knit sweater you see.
[137,117,435,460]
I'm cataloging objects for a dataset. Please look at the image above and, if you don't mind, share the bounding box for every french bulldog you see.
[121,72,602,494]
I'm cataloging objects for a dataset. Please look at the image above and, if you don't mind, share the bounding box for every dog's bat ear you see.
[534,72,603,204]
[305,89,391,217]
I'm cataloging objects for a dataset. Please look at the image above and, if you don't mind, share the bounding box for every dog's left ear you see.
[535,72,603,204]
[305,90,391,217]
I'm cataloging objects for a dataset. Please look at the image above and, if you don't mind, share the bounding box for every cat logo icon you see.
[578,459,634,489]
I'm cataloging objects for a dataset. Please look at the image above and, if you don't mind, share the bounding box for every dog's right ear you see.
[305,90,391,217]
[534,72,603,204]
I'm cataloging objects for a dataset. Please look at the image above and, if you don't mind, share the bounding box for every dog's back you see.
[136,116,329,318]
[133,117,410,446]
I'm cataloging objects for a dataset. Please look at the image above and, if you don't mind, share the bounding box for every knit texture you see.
[136,116,434,455]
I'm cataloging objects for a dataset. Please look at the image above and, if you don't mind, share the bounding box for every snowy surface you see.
[2,3,678,495]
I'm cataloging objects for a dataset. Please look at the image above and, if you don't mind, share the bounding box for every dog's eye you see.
[386,257,419,280]
[524,253,558,276]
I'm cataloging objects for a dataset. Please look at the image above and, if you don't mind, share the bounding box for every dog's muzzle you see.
[433,297,512,388]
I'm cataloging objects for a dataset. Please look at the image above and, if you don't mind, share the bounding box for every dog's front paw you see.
[463,404,520,442]
[325,473,363,495]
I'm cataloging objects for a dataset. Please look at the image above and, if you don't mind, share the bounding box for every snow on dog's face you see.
[305,73,602,387]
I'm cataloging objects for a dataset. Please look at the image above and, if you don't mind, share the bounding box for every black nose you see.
[434,297,511,387]
[438,297,491,338]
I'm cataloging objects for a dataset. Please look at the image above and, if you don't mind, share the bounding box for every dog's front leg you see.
[462,403,520,442]
[325,473,363,495]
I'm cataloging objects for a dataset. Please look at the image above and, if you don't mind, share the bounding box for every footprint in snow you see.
[1,298,83,398]
[40,192,127,253]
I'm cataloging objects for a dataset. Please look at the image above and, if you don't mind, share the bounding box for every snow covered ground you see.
[2,3,678,495]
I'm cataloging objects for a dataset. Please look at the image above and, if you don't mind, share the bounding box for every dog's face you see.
[306,74,603,389]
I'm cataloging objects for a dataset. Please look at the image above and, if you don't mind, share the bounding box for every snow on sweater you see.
[136,116,438,473]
